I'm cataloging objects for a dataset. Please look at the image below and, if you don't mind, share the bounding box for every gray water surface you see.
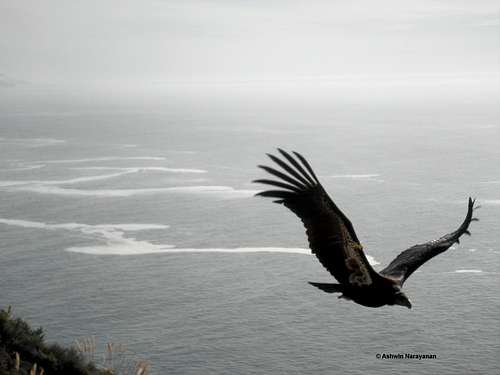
[1,88,499,374]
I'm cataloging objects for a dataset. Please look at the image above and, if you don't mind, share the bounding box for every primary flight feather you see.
[254,149,478,309]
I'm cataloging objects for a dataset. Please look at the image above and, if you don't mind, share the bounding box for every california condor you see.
[254,149,478,309]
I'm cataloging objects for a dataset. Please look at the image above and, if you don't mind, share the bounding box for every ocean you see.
[0,83,499,374]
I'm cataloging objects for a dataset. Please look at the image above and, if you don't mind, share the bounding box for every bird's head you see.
[392,291,412,309]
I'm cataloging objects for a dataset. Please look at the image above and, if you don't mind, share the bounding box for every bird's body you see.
[254,149,477,309]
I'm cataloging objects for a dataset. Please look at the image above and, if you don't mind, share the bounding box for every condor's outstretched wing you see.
[254,149,381,287]
[381,198,478,284]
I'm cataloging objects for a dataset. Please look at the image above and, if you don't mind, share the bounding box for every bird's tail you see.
[309,282,344,294]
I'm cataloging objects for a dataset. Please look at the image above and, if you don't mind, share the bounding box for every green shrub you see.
[0,307,102,375]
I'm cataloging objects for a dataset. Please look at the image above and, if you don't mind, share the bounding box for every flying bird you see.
[254,149,478,309]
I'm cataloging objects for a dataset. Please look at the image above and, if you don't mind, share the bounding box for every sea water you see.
[0,83,499,374]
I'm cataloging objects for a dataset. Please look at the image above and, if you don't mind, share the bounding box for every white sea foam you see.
[454,269,483,273]
[43,156,166,163]
[2,164,46,171]
[0,216,380,263]
[166,150,198,155]
[482,200,500,205]
[72,166,207,174]
[0,166,208,188]
[67,246,312,256]
[0,218,172,255]
[68,246,381,263]
[163,185,258,196]
[0,138,66,147]
[0,171,136,187]
[11,185,259,198]
[322,174,380,179]
[0,217,309,255]
[0,218,168,232]
[66,244,381,263]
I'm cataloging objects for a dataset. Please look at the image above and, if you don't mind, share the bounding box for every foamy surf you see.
[0,138,66,147]
[66,245,381,265]
[0,218,169,232]
[454,269,483,273]
[10,185,259,198]
[322,174,380,179]
[43,156,166,163]
[0,170,136,187]
[71,166,207,174]
[66,246,312,256]
[0,218,173,255]
[2,164,46,171]
[482,200,500,205]
[0,216,380,264]
[0,167,208,188]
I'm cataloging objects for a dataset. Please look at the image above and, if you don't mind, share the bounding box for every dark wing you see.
[254,149,381,287]
[380,198,478,284]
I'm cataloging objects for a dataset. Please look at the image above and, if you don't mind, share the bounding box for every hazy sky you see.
[0,0,499,88]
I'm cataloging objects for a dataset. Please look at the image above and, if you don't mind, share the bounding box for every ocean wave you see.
[67,246,312,256]
[68,246,381,264]
[0,216,380,263]
[0,170,136,187]
[43,156,166,163]
[451,269,500,275]
[0,218,172,255]
[66,245,380,264]
[454,269,483,273]
[0,218,168,232]
[322,174,380,179]
[71,166,207,174]
[1,164,46,171]
[0,137,66,147]
[0,166,209,188]
[166,150,198,154]
[10,185,259,198]
[482,200,500,205]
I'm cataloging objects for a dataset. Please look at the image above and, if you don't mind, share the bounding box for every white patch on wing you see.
[366,255,380,266]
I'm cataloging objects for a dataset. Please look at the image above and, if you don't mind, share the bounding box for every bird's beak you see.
[402,298,412,309]
[394,293,412,309]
